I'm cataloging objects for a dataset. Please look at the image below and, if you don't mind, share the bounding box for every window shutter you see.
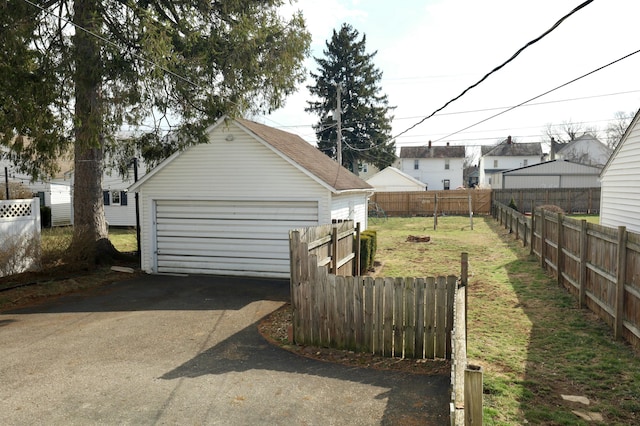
[121,191,128,206]
[103,191,110,206]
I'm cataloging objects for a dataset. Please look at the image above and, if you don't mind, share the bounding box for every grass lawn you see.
[41,226,137,260]
[369,215,639,425]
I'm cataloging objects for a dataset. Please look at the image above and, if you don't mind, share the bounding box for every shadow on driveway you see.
[1,274,449,425]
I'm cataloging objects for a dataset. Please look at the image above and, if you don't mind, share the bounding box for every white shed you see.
[129,117,372,278]
[600,108,640,233]
[366,167,426,192]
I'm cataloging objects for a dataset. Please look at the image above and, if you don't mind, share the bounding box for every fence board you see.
[435,277,447,358]
[425,277,436,359]
[374,277,384,355]
[383,277,394,357]
[404,278,416,358]
[364,278,374,353]
[415,278,426,358]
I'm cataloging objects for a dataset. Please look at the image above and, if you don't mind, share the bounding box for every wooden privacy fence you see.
[493,201,640,349]
[290,220,359,277]
[493,187,600,214]
[289,229,462,359]
[370,189,491,217]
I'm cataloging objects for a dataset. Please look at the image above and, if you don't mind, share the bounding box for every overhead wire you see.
[392,0,596,140]
[432,47,640,143]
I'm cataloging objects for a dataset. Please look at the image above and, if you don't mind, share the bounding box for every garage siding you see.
[154,200,318,277]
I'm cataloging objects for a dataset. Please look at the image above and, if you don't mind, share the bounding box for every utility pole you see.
[336,82,342,166]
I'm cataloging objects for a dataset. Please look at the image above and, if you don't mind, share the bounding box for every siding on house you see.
[399,146,465,190]
[600,109,640,233]
[479,139,543,187]
[331,192,369,228]
[366,167,426,192]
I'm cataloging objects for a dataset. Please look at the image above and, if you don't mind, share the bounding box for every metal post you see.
[4,167,9,199]
[132,158,141,257]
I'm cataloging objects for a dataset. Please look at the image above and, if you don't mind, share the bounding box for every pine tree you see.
[0,0,310,263]
[306,23,396,173]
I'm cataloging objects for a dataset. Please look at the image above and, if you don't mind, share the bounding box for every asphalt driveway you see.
[0,274,449,425]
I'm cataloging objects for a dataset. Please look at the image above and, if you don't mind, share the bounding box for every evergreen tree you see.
[306,23,395,173]
[0,0,310,262]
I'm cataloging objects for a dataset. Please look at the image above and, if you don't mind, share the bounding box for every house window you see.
[111,190,121,206]
[103,190,128,206]
[493,159,498,168]
[414,159,419,170]
[445,159,450,170]
[443,179,450,190]
[523,159,528,166]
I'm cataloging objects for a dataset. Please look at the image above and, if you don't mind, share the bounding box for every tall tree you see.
[605,110,635,149]
[306,23,395,173]
[0,0,310,263]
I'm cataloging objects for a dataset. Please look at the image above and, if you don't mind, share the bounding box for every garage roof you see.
[235,118,371,192]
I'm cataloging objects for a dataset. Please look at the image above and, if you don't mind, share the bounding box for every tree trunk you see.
[70,0,114,263]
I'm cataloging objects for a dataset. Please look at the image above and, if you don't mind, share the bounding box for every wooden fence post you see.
[579,219,588,308]
[539,209,546,269]
[465,365,483,425]
[529,212,535,256]
[355,222,361,276]
[434,194,438,230]
[615,226,628,340]
[461,252,469,346]
[331,226,338,275]
[557,213,563,285]
[468,193,474,230]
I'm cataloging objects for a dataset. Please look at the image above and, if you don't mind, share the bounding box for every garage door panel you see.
[155,199,318,277]
[156,221,313,237]
[157,243,289,260]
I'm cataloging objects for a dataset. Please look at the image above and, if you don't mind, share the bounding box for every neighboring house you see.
[491,159,602,189]
[129,116,373,279]
[465,166,479,188]
[398,142,465,190]
[552,134,612,166]
[366,167,426,192]
[356,162,381,180]
[1,147,73,226]
[600,108,640,233]
[479,136,543,187]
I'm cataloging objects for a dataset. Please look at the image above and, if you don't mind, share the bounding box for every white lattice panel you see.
[0,201,32,219]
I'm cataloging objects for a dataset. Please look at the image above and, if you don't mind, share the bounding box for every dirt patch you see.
[406,235,431,243]
[258,303,450,375]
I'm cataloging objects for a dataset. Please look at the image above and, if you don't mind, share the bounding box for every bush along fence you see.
[493,201,640,349]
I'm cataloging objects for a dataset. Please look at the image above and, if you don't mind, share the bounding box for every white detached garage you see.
[129,117,372,278]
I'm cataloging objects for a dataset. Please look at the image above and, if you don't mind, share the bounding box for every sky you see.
[255,0,640,157]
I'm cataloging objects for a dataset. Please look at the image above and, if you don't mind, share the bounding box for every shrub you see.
[359,229,377,274]
[0,233,41,277]
[538,204,564,214]
[41,206,52,228]
[508,197,518,212]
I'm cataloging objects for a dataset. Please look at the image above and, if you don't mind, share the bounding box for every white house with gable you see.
[398,142,465,190]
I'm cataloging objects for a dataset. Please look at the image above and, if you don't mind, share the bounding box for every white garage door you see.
[155,200,318,278]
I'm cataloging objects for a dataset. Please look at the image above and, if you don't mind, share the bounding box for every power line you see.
[433,47,640,143]
[392,0,595,140]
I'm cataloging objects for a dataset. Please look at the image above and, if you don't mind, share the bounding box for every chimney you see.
[550,137,556,160]
[507,135,512,144]
[428,140,432,148]
[446,142,450,146]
